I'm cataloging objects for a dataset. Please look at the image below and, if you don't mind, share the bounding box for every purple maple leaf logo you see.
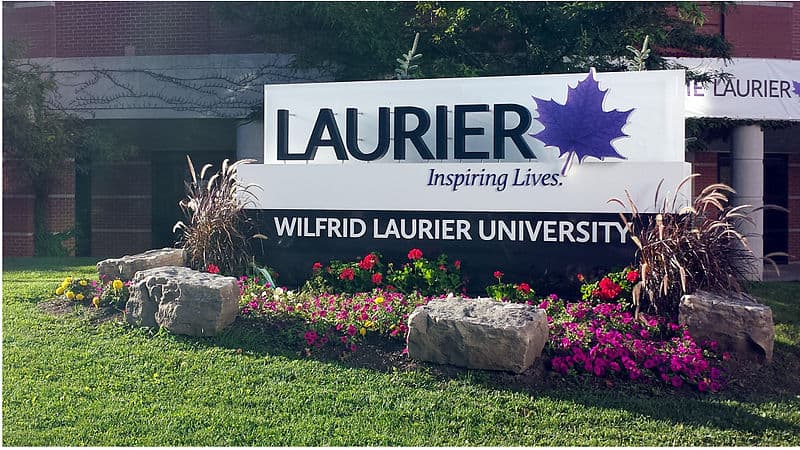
[530,69,634,175]
[793,80,800,97]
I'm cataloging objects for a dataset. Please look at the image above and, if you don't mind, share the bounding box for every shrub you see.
[541,296,725,392]
[306,249,465,297]
[173,156,261,276]
[485,270,536,303]
[385,249,464,297]
[610,176,779,318]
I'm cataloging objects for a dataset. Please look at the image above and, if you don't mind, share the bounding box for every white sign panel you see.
[676,57,800,121]
[240,70,690,213]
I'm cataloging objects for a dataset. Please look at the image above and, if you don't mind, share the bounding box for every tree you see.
[3,42,137,180]
[214,2,730,81]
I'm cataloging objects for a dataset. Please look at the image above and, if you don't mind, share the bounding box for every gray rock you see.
[407,297,548,373]
[125,266,239,337]
[97,247,186,282]
[679,290,774,362]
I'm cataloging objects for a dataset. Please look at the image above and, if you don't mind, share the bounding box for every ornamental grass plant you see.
[173,156,261,276]
[610,175,787,319]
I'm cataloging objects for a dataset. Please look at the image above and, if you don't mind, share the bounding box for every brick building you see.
[3,1,800,275]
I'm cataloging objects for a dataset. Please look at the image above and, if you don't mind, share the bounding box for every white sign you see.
[676,57,800,121]
[238,69,690,213]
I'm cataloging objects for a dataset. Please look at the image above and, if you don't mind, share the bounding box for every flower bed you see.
[542,297,725,391]
[52,248,727,393]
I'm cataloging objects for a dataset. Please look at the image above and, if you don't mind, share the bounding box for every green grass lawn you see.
[3,257,800,446]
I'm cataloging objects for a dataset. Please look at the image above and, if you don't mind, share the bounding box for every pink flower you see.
[304,330,318,346]
[312,262,323,271]
[371,273,383,285]
[493,270,504,280]
[339,268,355,281]
[206,263,220,274]
[454,260,461,270]
[346,325,357,337]
[671,376,683,388]
[516,282,531,294]
[407,248,423,260]
[538,300,549,310]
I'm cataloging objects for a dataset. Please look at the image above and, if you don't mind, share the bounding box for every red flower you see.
[407,248,423,260]
[206,264,220,274]
[312,262,323,271]
[516,282,531,294]
[626,270,639,283]
[576,273,585,282]
[371,273,383,285]
[454,260,461,270]
[597,277,622,300]
[339,268,355,281]
[493,270,504,280]
[358,253,378,271]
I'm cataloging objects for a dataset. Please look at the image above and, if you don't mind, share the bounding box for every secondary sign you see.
[676,57,800,121]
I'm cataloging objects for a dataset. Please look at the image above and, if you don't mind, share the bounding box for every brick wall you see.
[2,3,56,57]
[788,154,800,260]
[795,1,800,59]
[2,160,35,257]
[688,151,720,197]
[42,160,77,256]
[725,3,795,58]
[4,1,265,58]
[2,158,76,257]
[90,159,152,257]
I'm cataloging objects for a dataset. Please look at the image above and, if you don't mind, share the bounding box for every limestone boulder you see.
[97,247,186,282]
[407,297,548,373]
[125,266,239,337]
[679,290,774,362]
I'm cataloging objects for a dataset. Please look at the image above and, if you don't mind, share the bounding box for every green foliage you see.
[99,279,130,309]
[2,42,137,181]
[485,271,536,303]
[215,2,730,81]
[173,156,261,276]
[307,250,464,296]
[385,252,463,296]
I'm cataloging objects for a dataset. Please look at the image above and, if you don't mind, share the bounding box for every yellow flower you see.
[360,327,367,336]
[112,279,124,290]
[76,293,85,301]
[92,297,101,307]
[55,286,65,295]
[66,291,75,300]
[364,320,374,328]
[374,297,385,305]
[65,276,73,283]
[79,279,88,286]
